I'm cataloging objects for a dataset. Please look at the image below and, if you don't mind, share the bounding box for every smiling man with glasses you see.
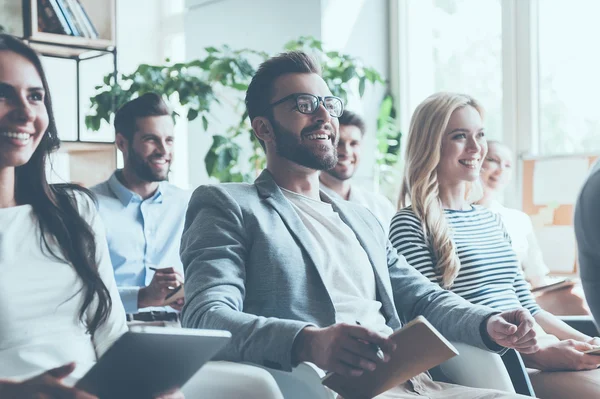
[180,51,536,399]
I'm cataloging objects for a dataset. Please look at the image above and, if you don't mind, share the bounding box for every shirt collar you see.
[107,171,166,206]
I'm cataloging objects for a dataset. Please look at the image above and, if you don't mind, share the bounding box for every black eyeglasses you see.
[268,93,344,118]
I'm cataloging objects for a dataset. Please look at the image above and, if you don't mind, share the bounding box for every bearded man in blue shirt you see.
[92,93,190,321]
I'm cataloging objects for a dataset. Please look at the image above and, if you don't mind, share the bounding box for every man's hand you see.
[522,339,600,371]
[138,267,184,309]
[292,323,396,377]
[486,308,539,354]
[169,298,185,312]
[0,363,97,399]
[154,388,185,399]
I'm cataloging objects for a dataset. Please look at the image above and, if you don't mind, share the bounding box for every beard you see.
[128,143,170,182]
[271,119,338,170]
[325,164,354,181]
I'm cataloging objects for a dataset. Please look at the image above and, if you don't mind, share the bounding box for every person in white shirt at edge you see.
[0,34,284,399]
[181,51,540,399]
[478,140,590,316]
[0,34,182,399]
[91,93,188,322]
[319,110,396,231]
[388,92,600,399]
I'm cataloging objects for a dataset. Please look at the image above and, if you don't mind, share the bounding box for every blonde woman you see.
[389,92,600,399]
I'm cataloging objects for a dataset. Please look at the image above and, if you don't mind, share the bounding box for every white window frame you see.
[389,0,542,208]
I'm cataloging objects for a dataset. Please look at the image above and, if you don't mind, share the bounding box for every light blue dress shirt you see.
[91,171,191,313]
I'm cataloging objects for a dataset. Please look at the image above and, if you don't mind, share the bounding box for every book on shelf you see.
[55,0,83,37]
[71,0,99,39]
[38,0,73,35]
[37,0,99,39]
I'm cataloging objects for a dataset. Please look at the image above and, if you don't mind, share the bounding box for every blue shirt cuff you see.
[119,287,141,314]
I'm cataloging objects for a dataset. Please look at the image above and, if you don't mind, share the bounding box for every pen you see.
[149,266,158,272]
[356,321,385,361]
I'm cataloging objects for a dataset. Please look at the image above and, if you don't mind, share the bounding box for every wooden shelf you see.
[0,0,118,187]
[58,142,116,187]
[0,0,116,57]
[60,141,115,153]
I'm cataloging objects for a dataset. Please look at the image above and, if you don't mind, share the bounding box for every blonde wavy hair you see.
[399,92,485,288]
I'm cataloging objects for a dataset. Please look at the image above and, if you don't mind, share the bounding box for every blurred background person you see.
[479,141,589,316]
[319,110,396,231]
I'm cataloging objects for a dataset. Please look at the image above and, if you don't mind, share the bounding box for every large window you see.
[538,0,600,154]
[396,0,600,156]
[401,0,503,139]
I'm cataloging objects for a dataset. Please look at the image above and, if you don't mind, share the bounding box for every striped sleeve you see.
[389,208,442,286]
[513,272,542,315]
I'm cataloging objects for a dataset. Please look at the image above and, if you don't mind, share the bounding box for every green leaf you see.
[202,115,209,131]
[358,76,366,97]
[187,108,199,121]
[341,66,356,82]
[231,82,248,91]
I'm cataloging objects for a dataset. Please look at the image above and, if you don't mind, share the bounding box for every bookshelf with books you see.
[0,0,118,187]
[31,0,114,52]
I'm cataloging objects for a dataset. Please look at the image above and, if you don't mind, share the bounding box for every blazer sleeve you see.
[388,209,501,351]
[575,170,600,324]
[180,185,313,371]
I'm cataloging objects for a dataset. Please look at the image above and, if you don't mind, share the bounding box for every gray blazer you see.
[575,161,600,324]
[181,170,498,371]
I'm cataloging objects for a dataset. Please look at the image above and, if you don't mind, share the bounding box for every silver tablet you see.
[75,326,231,398]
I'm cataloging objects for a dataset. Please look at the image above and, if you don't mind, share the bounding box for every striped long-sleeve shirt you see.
[389,205,541,316]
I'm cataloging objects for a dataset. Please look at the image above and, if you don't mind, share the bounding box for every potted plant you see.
[85,37,401,196]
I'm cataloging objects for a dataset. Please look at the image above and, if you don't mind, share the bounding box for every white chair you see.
[436,342,515,392]
[182,361,285,399]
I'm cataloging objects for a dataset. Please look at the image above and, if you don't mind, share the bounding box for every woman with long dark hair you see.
[0,33,127,397]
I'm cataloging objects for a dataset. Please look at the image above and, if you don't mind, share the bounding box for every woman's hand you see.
[522,339,600,371]
[0,363,97,399]
[587,336,600,347]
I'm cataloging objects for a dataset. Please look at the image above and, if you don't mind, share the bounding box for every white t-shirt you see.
[281,188,392,336]
[489,200,550,280]
[0,193,127,382]
[320,184,396,233]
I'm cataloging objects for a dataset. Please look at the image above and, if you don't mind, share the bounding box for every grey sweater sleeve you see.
[575,170,600,324]
[180,185,312,371]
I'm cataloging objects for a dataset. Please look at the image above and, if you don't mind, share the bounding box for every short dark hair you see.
[114,92,170,140]
[338,110,366,136]
[245,51,322,122]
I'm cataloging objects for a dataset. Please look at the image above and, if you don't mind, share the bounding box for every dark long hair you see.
[0,34,111,334]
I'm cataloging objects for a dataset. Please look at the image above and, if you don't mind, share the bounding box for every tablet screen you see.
[76,327,231,398]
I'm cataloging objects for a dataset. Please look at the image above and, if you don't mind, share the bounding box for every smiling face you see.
[0,50,49,169]
[267,73,339,170]
[481,141,513,193]
[437,105,487,186]
[123,115,174,182]
[325,123,362,180]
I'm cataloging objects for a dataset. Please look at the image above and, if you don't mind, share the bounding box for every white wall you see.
[183,0,390,188]
[116,0,163,73]
[321,0,389,188]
